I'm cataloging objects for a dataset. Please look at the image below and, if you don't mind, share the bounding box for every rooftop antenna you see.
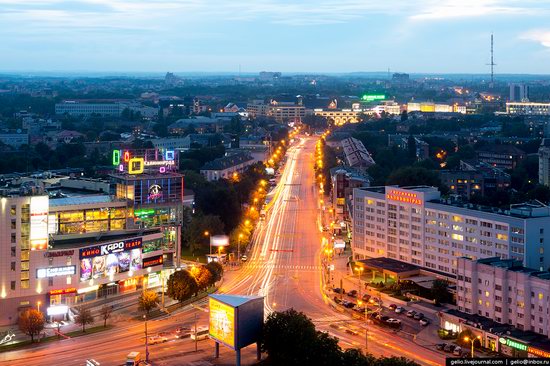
[487,33,496,87]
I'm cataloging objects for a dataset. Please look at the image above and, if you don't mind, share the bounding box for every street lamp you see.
[204,231,211,254]
[464,335,481,358]
[357,300,369,352]
[37,301,41,313]
[238,233,244,263]
[143,314,150,363]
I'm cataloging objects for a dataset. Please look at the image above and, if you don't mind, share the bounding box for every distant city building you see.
[200,152,256,181]
[456,256,550,336]
[247,99,305,123]
[387,134,430,160]
[507,102,550,116]
[330,167,370,223]
[392,73,410,83]
[440,160,511,198]
[341,137,375,170]
[258,72,281,81]
[55,101,124,117]
[352,186,550,277]
[407,102,466,114]
[313,109,362,125]
[165,72,184,87]
[167,117,227,134]
[510,83,530,102]
[539,139,550,186]
[0,129,29,148]
[191,97,208,114]
[477,145,526,170]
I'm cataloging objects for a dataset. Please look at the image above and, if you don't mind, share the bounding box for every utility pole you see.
[144,315,150,363]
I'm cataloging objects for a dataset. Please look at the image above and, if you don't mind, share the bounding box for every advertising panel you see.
[209,297,235,349]
[143,255,163,268]
[36,265,76,278]
[30,196,49,251]
[80,239,142,281]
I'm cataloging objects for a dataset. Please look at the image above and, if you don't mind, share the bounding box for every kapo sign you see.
[79,238,142,259]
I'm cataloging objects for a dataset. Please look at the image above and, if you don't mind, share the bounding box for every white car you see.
[241,255,248,262]
[452,346,463,356]
[386,318,401,325]
[147,335,168,344]
[419,318,430,326]
[395,306,405,314]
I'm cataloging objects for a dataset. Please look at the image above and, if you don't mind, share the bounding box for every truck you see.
[125,352,141,366]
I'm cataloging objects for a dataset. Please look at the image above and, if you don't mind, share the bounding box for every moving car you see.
[419,318,430,326]
[241,255,248,262]
[436,343,446,351]
[347,290,358,298]
[333,288,345,294]
[125,352,141,366]
[361,294,371,302]
[452,346,463,356]
[353,306,365,314]
[345,329,359,336]
[406,310,416,317]
[443,344,456,353]
[342,300,356,309]
[334,297,342,304]
[388,304,397,310]
[395,306,405,314]
[148,335,168,344]
[175,326,191,339]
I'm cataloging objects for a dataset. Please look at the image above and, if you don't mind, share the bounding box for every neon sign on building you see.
[386,190,423,205]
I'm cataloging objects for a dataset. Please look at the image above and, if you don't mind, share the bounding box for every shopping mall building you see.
[0,148,187,325]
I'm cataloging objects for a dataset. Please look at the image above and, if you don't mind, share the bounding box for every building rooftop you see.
[201,152,254,171]
[357,257,419,275]
[49,195,113,207]
[477,144,526,156]
[472,257,550,279]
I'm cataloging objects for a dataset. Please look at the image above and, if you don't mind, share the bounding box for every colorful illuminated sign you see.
[361,94,385,102]
[44,250,75,258]
[148,184,163,200]
[165,150,175,161]
[30,196,49,251]
[79,238,142,259]
[143,255,164,268]
[386,189,422,205]
[36,265,76,278]
[134,208,155,217]
[505,338,528,351]
[112,150,120,165]
[209,297,235,348]
[528,346,550,358]
[128,157,144,174]
[49,288,77,296]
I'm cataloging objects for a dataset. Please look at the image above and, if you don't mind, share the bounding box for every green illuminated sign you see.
[361,94,385,102]
[112,150,120,166]
[506,338,528,351]
[134,209,155,217]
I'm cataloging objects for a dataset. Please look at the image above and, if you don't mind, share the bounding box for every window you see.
[496,233,508,241]
[11,233,16,243]
[452,234,464,241]
[10,247,16,257]
[539,293,544,300]
[10,262,15,271]
[10,281,15,290]
[10,205,16,216]
[452,215,464,223]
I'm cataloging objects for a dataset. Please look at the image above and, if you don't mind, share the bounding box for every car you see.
[347,290,358,298]
[436,343,446,351]
[386,318,401,325]
[148,335,168,345]
[241,255,248,262]
[353,307,365,314]
[368,312,379,319]
[345,329,359,336]
[361,294,371,302]
[452,346,463,356]
[395,306,405,314]
[175,327,191,339]
[388,304,397,310]
[443,344,456,353]
[413,312,424,320]
[419,318,430,326]
[343,301,356,309]
[333,288,345,294]
[333,296,342,304]
[406,310,417,318]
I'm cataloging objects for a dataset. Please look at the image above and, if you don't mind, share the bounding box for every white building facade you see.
[352,186,550,277]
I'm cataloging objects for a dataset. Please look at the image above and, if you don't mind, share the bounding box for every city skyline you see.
[1,0,550,74]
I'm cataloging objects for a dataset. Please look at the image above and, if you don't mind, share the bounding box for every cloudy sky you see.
[1,0,550,73]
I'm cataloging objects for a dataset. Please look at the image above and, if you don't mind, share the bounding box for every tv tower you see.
[487,33,496,87]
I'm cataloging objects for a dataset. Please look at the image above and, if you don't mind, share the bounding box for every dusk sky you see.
[2,0,550,74]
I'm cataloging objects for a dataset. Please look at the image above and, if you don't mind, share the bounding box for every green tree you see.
[194,266,214,290]
[100,305,113,328]
[431,279,452,305]
[74,305,94,333]
[18,309,45,343]
[138,290,160,316]
[205,261,223,283]
[167,269,198,302]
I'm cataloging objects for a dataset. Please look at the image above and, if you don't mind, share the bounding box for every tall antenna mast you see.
[487,33,496,87]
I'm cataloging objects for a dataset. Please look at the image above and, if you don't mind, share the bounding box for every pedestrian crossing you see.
[245,263,321,271]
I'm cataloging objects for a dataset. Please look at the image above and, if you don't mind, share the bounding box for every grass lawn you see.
[0,325,113,353]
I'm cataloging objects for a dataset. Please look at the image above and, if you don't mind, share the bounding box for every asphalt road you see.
[0,136,446,366]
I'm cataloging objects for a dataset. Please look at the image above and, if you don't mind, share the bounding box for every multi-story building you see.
[247,99,305,123]
[507,102,550,116]
[477,145,526,170]
[330,167,370,223]
[0,129,29,148]
[440,160,511,198]
[341,137,375,170]
[313,109,362,125]
[0,148,183,325]
[55,101,124,116]
[200,152,256,182]
[456,256,550,335]
[510,83,530,102]
[539,139,550,186]
[387,134,430,160]
[352,186,550,278]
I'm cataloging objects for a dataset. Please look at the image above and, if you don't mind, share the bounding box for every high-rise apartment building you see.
[510,83,530,102]
[539,139,550,186]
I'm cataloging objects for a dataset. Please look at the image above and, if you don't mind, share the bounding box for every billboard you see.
[79,238,142,259]
[79,238,142,282]
[30,196,49,251]
[143,255,164,268]
[209,297,236,349]
[36,265,76,278]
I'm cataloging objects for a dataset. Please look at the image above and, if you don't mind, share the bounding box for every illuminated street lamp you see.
[37,301,42,313]
[464,335,481,358]
[204,231,211,254]
[238,233,244,263]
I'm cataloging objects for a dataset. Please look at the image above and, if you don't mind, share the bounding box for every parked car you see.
[386,318,401,326]
[334,297,342,304]
[333,288,345,294]
[436,343,446,351]
[361,294,371,302]
[406,310,416,318]
[148,335,168,345]
[443,344,456,353]
[377,315,390,323]
[413,312,424,320]
[419,319,430,326]
[388,304,397,310]
[395,306,405,314]
[345,329,359,336]
[343,301,356,309]
[353,307,365,314]
[175,327,191,339]
[368,312,379,319]
[452,346,463,356]
[241,255,248,262]
[347,290,358,298]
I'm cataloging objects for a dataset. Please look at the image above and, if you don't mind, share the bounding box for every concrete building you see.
[247,99,305,123]
[387,134,430,160]
[167,117,227,134]
[456,256,550,336]
[507,102,550,116]
[352,186,550,278]
[200,152,256,182]
[330,167,370,223]
[539,139,550,187]
[477,145,526,170]
[313,109,362,125]
[510,83,530,102]
[55,101,123,117]
[0,129,29,148]
[440,160,511,198]
[341,137,375,170]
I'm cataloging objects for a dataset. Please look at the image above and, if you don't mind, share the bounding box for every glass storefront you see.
[51,208,127,235]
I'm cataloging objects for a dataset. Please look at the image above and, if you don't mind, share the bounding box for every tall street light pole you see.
[143,315,150,363]
[238,233,243,264]
[205,231,210,255]
[464,335,481,358]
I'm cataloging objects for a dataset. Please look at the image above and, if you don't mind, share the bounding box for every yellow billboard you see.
[209,297,235,348]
